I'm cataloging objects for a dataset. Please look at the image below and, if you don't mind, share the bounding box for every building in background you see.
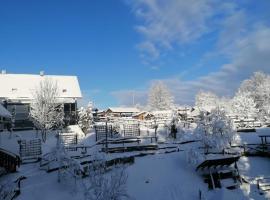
[0,71,82,130]
[105,107,140,118]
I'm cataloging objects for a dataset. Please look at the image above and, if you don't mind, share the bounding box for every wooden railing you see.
[0,148,20,173]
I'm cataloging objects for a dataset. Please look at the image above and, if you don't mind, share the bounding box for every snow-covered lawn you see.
[235,128,270,145]
[0,128,270,200]
[1,151,269,200]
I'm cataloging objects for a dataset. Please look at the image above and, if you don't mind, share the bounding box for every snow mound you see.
[65,125,85,139]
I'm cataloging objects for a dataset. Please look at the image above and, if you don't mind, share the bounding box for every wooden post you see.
[155,125,158,142]
[95,126,97,141]
[209,170,216,189]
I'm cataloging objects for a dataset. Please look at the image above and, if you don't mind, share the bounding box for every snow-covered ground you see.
[0,127,270,199]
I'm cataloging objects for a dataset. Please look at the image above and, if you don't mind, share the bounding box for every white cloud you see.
[112,25,270,106]
[114,1,270,107]
[110,89,147,106]
[165,25,270,104]
[129,0,237,60]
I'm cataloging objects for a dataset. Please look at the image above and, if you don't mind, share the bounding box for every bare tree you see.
[30,78,64,142]
[195,91,219,112]
[238,71,270,121]
[148,81,174,111]
[84,160,129,200]
[231,91,258,119]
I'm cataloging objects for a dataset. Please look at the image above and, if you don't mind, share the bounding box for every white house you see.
[0,71,82,129]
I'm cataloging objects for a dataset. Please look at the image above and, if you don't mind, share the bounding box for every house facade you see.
[105,107,140,118]
[0,72,82,130]
[132,111,154,121]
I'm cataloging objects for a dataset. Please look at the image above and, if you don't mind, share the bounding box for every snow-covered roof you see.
[132,111,154,117]
[107,107,140,113]
[152,110,173,115]
[0,104,12,118]
[187,106,201,117]
[0,73,82,99]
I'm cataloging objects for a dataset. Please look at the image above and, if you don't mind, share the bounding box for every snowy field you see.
[0,127,270,200]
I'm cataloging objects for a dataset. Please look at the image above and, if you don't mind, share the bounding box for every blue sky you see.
[1,0,270,109]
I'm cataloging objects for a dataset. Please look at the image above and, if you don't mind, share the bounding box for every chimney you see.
[1,70,6,74]
[40,71,45,76]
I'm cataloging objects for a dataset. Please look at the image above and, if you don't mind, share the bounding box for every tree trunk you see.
[42,129,47,142]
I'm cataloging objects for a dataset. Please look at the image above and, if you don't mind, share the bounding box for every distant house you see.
[177,106,191,120]
[186,106,201,122]
[132,111,154,121]
[0,72,82,129]
[152,110,174,119]
[106,107,140,118]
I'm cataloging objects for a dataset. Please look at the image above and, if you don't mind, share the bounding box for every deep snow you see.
[0,127,270,200]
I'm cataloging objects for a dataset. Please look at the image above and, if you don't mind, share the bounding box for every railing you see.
[59,133,78,151]
[0,148,20,173]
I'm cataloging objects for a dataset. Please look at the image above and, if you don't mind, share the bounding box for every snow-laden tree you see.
[238,71,270,121]
[78,101,93,134]
[195,91,219,112]
[147,81,174,111]
[195,108,236,153]
[84,160,129,200]
[30,78,64,142]
[231,91,258,119]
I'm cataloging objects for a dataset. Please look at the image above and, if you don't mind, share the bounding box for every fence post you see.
[94,126,97,141]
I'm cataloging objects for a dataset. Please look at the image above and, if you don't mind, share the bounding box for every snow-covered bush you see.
[186,148,204,166]
[78,102,93,134]
[84,160,129,200]
[30,78,64,142]
[56,144,82,187]
[147,81,174,111]
[195,108,236,153]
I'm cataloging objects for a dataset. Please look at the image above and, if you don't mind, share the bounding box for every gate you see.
[123,124,140,137]
[19,139,42,162]
[95,124,113,141]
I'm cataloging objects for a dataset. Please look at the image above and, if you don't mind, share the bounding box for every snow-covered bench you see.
[196,156,241,190]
